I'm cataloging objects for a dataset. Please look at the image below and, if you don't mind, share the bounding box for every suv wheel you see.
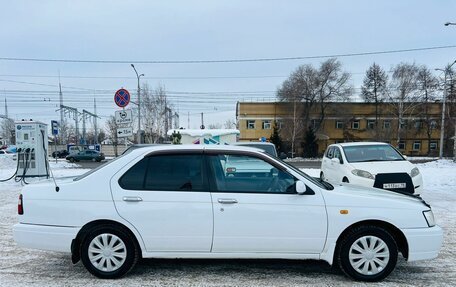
[80,225,139,279]
[337,225,398,282]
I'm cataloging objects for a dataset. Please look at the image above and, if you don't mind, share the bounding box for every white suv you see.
[321,142,423,194]
[14,145,441,281]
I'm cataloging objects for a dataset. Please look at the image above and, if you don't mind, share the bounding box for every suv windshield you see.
[342,144,404,163]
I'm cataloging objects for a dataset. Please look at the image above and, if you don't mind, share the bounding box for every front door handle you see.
[218,198,238,204]
[122,196,143,202]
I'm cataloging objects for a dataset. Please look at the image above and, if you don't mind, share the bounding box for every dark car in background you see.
[66,150,105,162]
[51,150,70,158]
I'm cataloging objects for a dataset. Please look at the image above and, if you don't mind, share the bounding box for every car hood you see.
[325,182,427,209]
[349,160,414,175]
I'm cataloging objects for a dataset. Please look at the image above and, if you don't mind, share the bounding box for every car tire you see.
[337,225,398,282]
[69,158,74,163]
[92,158,97,162]
[80,224,139,279]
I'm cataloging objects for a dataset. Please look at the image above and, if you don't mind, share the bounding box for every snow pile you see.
[0,157,17,169]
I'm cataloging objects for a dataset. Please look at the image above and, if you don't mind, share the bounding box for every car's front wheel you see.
[337,225,398,282]
[80,225,139,279]
[68,158,74,163]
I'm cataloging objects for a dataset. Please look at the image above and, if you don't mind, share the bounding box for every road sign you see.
[114,88,130,108]
[117,127,133,138]
[51,120,59,135]
[115,109,133,125]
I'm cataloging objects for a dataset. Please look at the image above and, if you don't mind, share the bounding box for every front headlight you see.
[351,169,375,179]
[423,210,435,227]
[411,167,420,177]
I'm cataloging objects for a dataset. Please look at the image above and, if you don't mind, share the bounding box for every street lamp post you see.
[444,22,456,161]
[131,64,144,144]
[435,60,456,159]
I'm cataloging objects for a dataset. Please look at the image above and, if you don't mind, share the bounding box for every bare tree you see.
[208,123,222,129]
[416,65,439,155]
[224,119,236,129]
[105,115,118,156]
[142,84,170,143]
[277,58,352,156]
[361,63,388,139]
[387,62,420,144]
[0,118,15,144]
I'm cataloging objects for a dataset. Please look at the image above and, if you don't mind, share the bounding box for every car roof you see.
[127,144,266,157]
[334,142,390,147]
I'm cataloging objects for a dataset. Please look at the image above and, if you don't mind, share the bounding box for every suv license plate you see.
[383,183,406,189]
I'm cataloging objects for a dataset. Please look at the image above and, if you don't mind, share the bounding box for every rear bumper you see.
[13,223,79,253]
[401,225,443,261]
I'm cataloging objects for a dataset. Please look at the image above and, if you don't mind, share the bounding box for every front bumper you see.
[401,225,443,261]
[13,223,79,253]
[346,172,423,194]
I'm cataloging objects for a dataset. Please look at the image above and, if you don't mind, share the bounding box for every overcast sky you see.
[1,0,455,131]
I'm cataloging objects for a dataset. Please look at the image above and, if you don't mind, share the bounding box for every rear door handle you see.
[122,196,143,202]
[218,198,238,204]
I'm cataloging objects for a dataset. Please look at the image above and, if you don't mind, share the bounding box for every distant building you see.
[236,102,446,156]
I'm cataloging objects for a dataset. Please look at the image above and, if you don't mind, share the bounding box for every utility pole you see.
[58,105,81,146]
[82,109,99,145]
[436,60,456,158]
[200,112,205,129]
[94,98,98,144]
[131,64,144,144]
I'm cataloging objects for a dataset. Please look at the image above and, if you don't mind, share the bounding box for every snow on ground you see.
[0,160,455,286]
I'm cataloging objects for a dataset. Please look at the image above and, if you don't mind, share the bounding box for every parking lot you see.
[0,159,455,286]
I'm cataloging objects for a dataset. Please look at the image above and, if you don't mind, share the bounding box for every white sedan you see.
[14,145,441,281]
[321,142,423,194]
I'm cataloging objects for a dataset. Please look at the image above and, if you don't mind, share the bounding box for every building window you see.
[383,120,391,129]
[430,120,438,129]
[398,141,406,150]
[414,120,422,129]
[274,120,282,130]
[367,120,376,130]
[262,120,271,130]
[413,141,421,151]
[352,120,360,129]
[246,120,255,129]
[400,119,408,129]
[311,119,320,130]
[336,121,344,129]
[430,141,438,150]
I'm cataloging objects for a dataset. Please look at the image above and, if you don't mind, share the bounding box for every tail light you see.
[18,194,24,215]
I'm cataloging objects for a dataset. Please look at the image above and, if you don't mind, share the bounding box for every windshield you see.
[236,144,277,157]
[277,158,334,190]
[342,144,404,163]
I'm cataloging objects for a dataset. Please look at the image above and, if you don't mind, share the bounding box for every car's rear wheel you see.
[92,158,97,162]
[80,225,139,279]
[337,225,398,282]
[69,158,74,163]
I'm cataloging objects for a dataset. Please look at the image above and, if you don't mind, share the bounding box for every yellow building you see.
[236,102,444,156]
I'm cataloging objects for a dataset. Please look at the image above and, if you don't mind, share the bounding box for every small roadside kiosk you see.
[166,129,240,145]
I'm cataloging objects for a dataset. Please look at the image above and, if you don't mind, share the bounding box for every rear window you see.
[118,154,205,191]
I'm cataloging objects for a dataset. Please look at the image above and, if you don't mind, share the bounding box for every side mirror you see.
[296,180,308,195]
[331,157,340,164]
[279,152,287,160]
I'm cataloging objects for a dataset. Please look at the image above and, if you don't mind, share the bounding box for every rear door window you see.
[144,154,205,191]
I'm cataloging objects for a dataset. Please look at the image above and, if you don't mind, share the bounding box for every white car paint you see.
[13,145,442,280]
[321,142,424,193]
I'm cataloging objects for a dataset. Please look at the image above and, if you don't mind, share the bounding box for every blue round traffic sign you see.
[114,88,130,108]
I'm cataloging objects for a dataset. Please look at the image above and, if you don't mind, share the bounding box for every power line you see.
[1,45,456,64]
